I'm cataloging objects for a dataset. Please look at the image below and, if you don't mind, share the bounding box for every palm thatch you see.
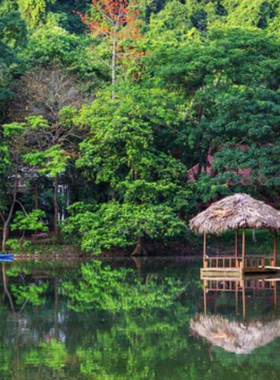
[190,314,280,354]
[189,193,280,234]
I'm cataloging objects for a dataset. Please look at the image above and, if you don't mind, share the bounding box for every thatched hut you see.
[189,193,280,271]
[191,314,280,355]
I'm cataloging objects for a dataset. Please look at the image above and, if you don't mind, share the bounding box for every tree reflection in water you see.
[0,260,280,379]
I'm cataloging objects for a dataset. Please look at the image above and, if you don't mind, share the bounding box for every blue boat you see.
[0,254,14,262]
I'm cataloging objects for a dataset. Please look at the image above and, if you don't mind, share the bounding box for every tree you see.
[0,5,26,118]
[9,65,84,123]
[11,209,47,235]
[63,201,186,255]
[146,26,280,203]
[16,0,56,27]
[24,144,70,235]
[63,85,191,254]
[78,0,144,98]
[8,67,85,235]
[0,121,30,252]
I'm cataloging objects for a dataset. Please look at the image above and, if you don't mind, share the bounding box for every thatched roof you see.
[191,314,280,354]
[189,193,280,234]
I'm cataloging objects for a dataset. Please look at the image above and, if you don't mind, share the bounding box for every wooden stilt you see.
[241,229,246,269]
[273,230,278,267]
[235,229,238,268]
[241,280,246,320]
[235,283,239,316]
[273,280,277,313]
[203,232,207,268]
[203,280,207,314]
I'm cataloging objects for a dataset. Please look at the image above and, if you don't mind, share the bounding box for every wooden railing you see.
[244,256,274,268]
[244,279,275,290]
[206,256,237,268]
[206,280,239,291]
[205,279,275,292]
[205,255,275,269]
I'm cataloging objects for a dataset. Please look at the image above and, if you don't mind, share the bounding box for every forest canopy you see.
[1,0,280,255]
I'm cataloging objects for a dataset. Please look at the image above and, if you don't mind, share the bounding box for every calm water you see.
[0,258,279,379]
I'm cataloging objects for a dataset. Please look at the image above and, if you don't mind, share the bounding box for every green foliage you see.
[6,238,32,253]
[11,210,48,233]
[76,87,188,193]
[11,282,48,306]
[63,86,191,253]
[23,24,107,88]
[64,201,186,254]
[0,6,26,107]
[2,0,280,253]
[24,145,69,178]
[63,260,187,312]
[24,339,68,370]
[17,0,56,27]
[2,260,280,379]
[0,141,10,210]
[146,25,280,202]
[2,121,26,138]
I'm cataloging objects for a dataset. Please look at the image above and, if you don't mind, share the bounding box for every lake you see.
[0,257,279,379]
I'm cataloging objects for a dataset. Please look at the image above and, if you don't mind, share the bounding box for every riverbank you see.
[5,240,199,258]
[3,229,277,258]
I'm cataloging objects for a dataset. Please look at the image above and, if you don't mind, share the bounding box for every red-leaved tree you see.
[77,0,144,98]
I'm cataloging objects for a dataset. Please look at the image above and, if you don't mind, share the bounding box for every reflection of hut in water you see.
[189,193,280,277]
[191,315,280,355]
[202,276,278,319]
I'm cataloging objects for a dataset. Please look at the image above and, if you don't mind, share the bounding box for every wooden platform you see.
[201,266,280,279]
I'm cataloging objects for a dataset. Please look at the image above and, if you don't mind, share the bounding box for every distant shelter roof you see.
[189,193,280,234]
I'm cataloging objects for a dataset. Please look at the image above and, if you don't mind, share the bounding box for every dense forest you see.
[1,0,280,255]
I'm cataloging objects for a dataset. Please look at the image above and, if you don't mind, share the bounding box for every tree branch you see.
[14,200,28,217]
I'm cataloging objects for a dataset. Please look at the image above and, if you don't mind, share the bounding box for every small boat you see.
[0,254,14,262]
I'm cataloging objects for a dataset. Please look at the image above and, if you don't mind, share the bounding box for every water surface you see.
[0,258,279,379]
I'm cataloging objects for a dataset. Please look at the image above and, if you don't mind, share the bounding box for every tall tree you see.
[16,0,56,27]
[8,66,84,235]
[0,5,26,118]
[78,0,144,98]
[0,121,30,251]
[64,86,190,255]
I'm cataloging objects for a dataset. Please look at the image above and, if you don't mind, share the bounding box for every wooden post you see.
[203,280,207,315]
[273,280,277,313]
[235,229,238,268]
[241,229,246,269]
[235,283,239,316]
[241,280,246,320]
[203,232,207,268]
[273,230,278,267]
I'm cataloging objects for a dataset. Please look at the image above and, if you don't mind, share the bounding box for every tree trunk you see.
[34,180,39,209]
[1,169,18,252]
[2,223,9,252]
[2,263,15,313]
[112,24,117,100]
[131,237,147,256]
[54,277,59,339]
[1,198,17,252]
[53,176,59,236]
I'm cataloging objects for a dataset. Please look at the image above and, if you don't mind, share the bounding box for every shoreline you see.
[10,253,201,261]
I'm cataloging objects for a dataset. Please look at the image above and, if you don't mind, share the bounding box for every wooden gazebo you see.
[189,194,280,276]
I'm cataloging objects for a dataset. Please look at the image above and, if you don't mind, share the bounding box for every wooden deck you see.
[201,254,280,279]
